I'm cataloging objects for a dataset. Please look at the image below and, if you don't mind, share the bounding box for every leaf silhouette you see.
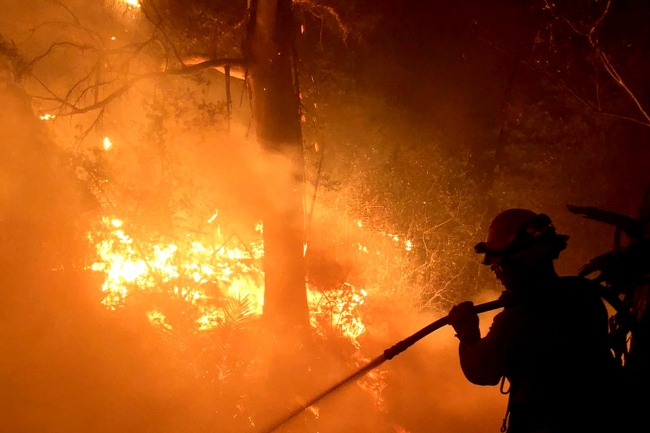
[567,205,643,242]
[638,184,650,235]
[222,294,257,332]
[578,250,617,281]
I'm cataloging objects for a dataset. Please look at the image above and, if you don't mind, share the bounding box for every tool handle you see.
[258,299,502,433]
[383,299,502,360]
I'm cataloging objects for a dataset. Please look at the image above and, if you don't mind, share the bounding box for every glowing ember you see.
[103,136,113,150]
[354,220,413,252]
[119,0,141,8]
[147,310,173,332]
[39,113,56,120]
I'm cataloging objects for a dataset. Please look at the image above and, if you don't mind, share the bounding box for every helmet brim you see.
[474,241,506,265]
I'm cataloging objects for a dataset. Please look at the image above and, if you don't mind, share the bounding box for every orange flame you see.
[88,215,368,343]
[88,216,264,323]
[87,213,388,408]
[119,0,141,8]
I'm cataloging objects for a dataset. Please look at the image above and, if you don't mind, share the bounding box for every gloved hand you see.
[498,289,517,307]
[448,301,480,342]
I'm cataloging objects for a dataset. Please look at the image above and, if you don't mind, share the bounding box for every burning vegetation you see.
[1,0,650,432]
[88,211,375,346]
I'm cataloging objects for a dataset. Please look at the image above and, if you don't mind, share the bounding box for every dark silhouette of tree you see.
[246,0,309,333]
[568,187,650,430]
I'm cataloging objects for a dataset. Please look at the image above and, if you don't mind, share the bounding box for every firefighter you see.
[448,209,621,433]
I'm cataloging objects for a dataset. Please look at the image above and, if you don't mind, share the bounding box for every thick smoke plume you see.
[2,1,645,433]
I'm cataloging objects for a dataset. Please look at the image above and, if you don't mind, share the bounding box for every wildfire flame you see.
[308,283,367,346]
[89,216,265,325]
[88,215,368,344]
[119,0,141,8]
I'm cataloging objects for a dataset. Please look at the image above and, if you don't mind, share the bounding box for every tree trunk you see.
[247,0,309,333]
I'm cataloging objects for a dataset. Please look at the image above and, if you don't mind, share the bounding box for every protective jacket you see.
[458,276,620,433]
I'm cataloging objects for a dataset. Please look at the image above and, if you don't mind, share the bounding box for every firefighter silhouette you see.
[448,209,623,433]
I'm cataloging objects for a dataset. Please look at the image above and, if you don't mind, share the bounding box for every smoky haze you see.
[0,54,500,433]
[1,1,649,433]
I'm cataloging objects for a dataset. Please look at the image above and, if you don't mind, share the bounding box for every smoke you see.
[378,294,507,433]
[240,293,508,433]
[0,60,507,431]
[2,1,644,433]
[0,34,198,433]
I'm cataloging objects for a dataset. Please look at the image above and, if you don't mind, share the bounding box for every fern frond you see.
[222,294,257,332]
[567,204,643,242]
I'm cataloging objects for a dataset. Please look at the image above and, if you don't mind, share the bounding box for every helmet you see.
[475,209,568,265]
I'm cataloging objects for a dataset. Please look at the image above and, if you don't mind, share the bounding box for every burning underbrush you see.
[77,184,496,432]
[0,5,505,426]
[4,101,493,432]
[87,211,372,346]
[0,81,504,433]
[0,113,508,433]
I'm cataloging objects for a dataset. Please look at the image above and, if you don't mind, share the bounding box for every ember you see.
[119,0,140,8]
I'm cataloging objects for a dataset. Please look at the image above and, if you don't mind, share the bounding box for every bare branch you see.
[27,20,107,50]
[543,0,588,37]
[30,74,75,113]
[47,0,81,25]
[74,78,121,108]
[588,0,612,41]
[595,49,650,125]
[165,58,247,76]
[142,0,186,67]
[21,41,95,73]
[477,37,650,129]
[575,87,642,128]
[546,0,650,126]
[30,58,247,115]
[76,107,106,143]
[536,62,650,127]
[64,63,99,105]
[294,0,350,41]
[105,35,158,56]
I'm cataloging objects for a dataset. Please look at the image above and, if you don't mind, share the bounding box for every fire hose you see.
[259,299,503,433]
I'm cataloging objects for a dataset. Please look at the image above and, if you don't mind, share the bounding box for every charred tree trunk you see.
[246,0,309,333]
